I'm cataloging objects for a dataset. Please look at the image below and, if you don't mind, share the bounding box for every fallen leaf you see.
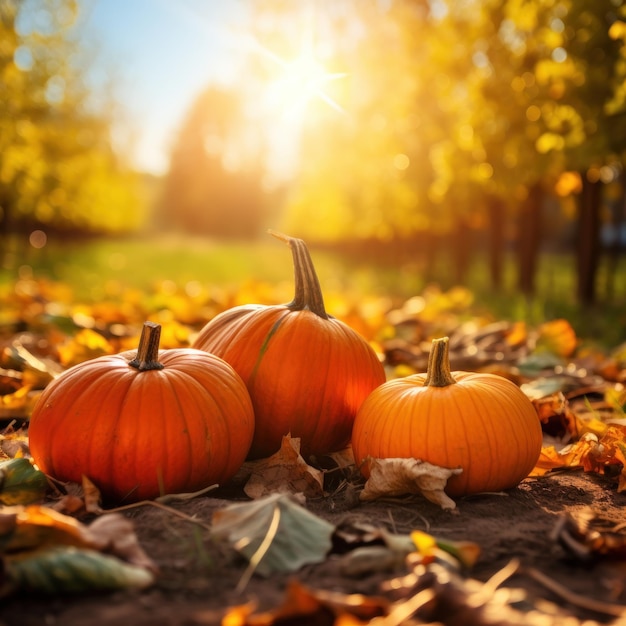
[49,494,86,516]
[359,457,461,510]
[338,545,408,577]
[82,474,104,513]
[0,505,90,553]
[221,579,387,626]
[86,514,158,572]
[2,546,154,596]
[536,319,578,358]
[0,424,30,459]
[211,493,334,577]
[56,328,115,367]
[0,385,37,419]
[517,352,564,377]
[0,458,48,505]
[309,446,359,493]
[530,427,626,486]
[552,508,626,561]
[411,530,480,569]
[244,435,324,499]
[0,506,157,596]
[528,391,578,437]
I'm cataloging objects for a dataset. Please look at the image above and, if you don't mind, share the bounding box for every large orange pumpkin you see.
[192,231,386,459]
[28,322,255,503]
[352,337,542,497]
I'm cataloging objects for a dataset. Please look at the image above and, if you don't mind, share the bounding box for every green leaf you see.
[3,546,155,596]
[0,458,48,506]
[517,352,564,377]
[211,493,334,576]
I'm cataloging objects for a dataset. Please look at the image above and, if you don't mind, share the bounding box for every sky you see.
[79,0,249,175]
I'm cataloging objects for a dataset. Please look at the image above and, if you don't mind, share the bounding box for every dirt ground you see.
[2,467,625,626]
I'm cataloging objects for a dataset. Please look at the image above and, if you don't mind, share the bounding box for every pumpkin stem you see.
[268,229,329,319]
[129,322,165,371]
[423,337,457,387]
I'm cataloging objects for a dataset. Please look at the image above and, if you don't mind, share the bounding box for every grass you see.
[2,232,625,347]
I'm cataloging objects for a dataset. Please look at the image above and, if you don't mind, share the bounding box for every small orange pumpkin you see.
[352,336,542,496]
[28,322,255,503]
[193,231,386,459]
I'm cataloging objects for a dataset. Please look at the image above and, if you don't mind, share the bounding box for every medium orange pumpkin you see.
[28,321,255,503]
[352,336,542,497]
[192,231,386,460]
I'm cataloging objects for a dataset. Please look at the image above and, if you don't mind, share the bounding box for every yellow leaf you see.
[56,329,115,367]
[411,530,437,556]
[536,319,577,357]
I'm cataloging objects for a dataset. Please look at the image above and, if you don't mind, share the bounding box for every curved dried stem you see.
[268,229,328,319]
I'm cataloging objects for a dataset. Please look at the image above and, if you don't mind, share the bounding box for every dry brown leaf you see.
[0,425,30,458]
[220,579,386,626]
[243,435,324,499]
[49,495,87,516]
[82,475,104,513]
[530,428,626,488]
[552,508,626,561]
[359,457,461,510]
[86,514,158,573]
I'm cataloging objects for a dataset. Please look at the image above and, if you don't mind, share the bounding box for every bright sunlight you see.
[244,32,348,182]
[263,51,347,117]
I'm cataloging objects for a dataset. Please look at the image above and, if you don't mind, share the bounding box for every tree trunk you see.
[0,188,14,271]
[452,215,472,285]
[487,195,505,290]
[516,183,543,296]
[604,179,625,301]
[576,175,602,306]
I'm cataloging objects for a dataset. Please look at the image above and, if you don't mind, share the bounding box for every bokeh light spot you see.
[393,153,410,170]
[29,230,47,249]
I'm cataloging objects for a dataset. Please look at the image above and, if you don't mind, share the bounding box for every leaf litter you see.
[0,279,626,624]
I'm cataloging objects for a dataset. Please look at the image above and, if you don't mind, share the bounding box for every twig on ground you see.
[526,566,626,618]
[102,484,219,531]
[372,589,436,626]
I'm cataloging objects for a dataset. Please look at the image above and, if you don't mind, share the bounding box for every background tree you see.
[0,0,143,267]
[158,87,268,238]
[246,0,626,305]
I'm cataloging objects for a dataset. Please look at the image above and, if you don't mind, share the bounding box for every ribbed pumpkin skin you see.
[351,370,543,497]
[28,347,255,503]
[193,303,386,459]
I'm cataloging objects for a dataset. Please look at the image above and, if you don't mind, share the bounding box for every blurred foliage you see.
[157,87,271,238]
[0,0,145,244]
[0,235,624,346]
[244,0,626,241]
[2,0,625,310]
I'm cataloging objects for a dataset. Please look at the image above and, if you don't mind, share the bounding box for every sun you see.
[221,14,348,182]
[264,51,347,116]
[249,42,347,182]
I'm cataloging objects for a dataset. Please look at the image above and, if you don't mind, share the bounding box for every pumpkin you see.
[351,336,542,497]
[192,230,386,459]
[28,321,255,503]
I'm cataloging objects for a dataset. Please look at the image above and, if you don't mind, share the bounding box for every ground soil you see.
[1,468,625,626]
